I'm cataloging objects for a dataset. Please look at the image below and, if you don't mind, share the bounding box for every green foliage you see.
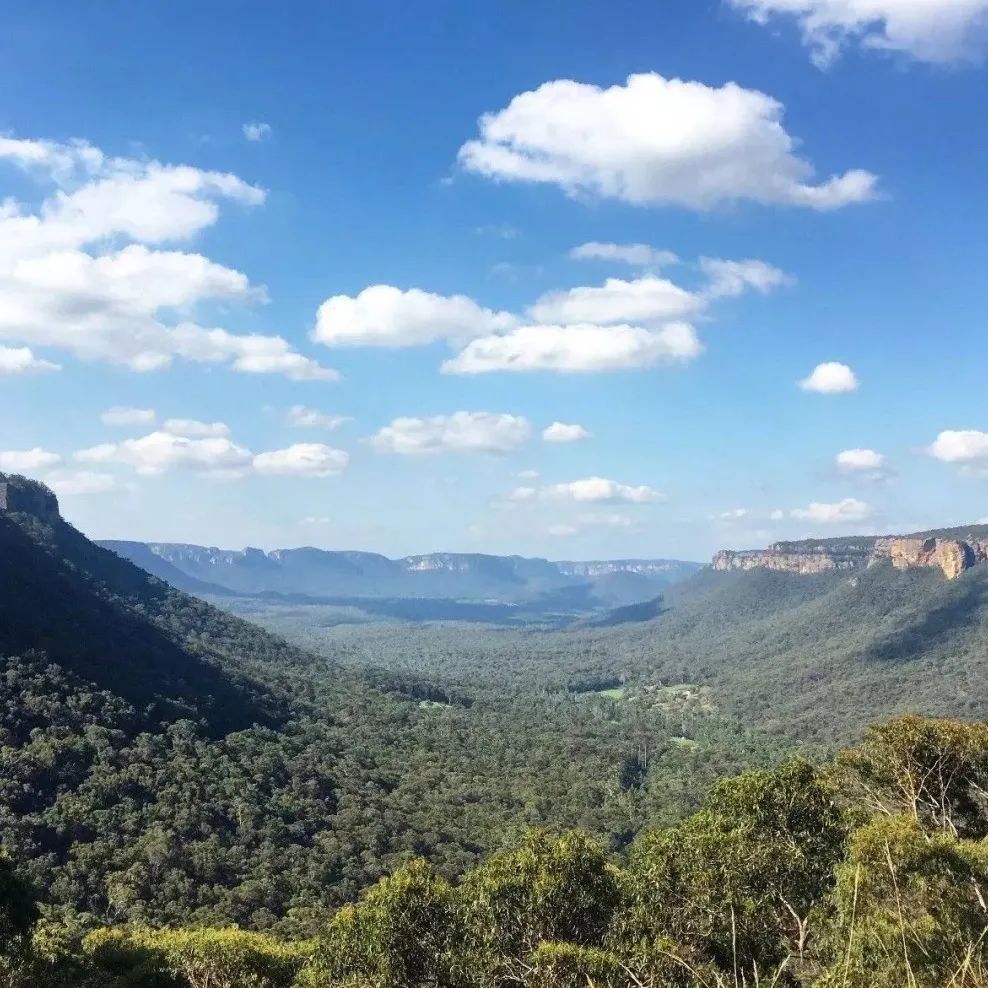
[299,860,458,987]
[458,830,622,984]
[839,715,988,837]
[817,815,988,987]
[84,926,307,988]
[1,716,988,987]
[622,759,847,976]
[0,496,786,932]
[0,854,37,958]
[524,942,627,987]
[6,488,988,988]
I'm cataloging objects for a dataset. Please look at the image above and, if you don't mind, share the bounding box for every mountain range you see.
[97,540,702,608]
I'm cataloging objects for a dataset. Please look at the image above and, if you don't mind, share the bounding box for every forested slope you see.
[0,475,780,931]
[5,716,988,988]
[266,560,988,743]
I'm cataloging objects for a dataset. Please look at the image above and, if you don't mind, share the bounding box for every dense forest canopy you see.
[4,715,988,987]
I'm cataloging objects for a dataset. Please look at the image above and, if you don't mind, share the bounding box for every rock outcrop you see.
[714,532,988,581]
[869,537,988,580]
[0,474,59,524]
[712,546,866,575]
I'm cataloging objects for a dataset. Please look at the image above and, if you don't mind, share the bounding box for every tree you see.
[816,814,988,988]
[85,926,306,988]
[458,830,622,985]
[524,942,626,988]
[839,715,988,838]
[299,859,459,987]
[621,758,847,977]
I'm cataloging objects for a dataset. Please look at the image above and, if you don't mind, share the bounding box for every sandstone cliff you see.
[713,530,988,581]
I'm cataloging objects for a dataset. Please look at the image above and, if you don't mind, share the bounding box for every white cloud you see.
[76,432,253,477]
[161,418,231,437]
[543,422,593,443]
[313,284,516,348]
[529,275,701,325]
[46,470,116,496]
[313,260,778,377]
[0,448,61,472]
[926,430,988,465]
[0,135,105,180]
[546,476,666,504]
[443,321,702,375]
[458,72,877,210]
[253,443,348,477]
[569,242,679,268]
[518,469,540,479]
[243,121,272,142]
[548,524,579,537]
[799,361,859,394]
[577,512,635,528]
[76,429,348,480]
[837,448,892,481]
[370,411,532,455]
[791,497,874,523]
[163,323,337,381]
[101,406,156,427]
[717,506,790,524]
[0,344,60,374]
[0,137,263,247]
[700,257,791,298]
[286,406,351,430]
[506,485,538,502]
[0,135,335,379]
[727,0,988,66]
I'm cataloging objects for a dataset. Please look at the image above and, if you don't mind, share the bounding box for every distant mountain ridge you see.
[97,540,702,606]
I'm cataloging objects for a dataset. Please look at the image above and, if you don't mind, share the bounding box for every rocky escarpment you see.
[0,473,59,524]
[713,530,988,581]
[713,547,866,575]
[871,537,988,581]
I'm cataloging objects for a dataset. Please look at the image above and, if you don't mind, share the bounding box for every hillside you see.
[270,549,988,745]
[0,475,294,735]
[6,468,988,940]
[99,539,701,609]
[0,473,773,931]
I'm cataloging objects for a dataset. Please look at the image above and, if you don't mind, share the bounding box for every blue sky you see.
[1,0,987,561]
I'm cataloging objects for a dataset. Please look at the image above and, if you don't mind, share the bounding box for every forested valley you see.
[3,475,988,986]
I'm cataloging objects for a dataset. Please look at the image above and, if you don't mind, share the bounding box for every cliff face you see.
[713,533,988,581]
[871,537,988,580]
[712,548,864,575]
[0,474,60,524]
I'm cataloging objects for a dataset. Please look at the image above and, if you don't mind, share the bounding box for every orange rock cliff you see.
[712,534,988,581]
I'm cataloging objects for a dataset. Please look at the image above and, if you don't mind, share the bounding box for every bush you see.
[84,926,307,988]
[817,815,988,988]
[524,942,626,988]
[299,859,459,988]
[621,759,846,976]
[458,830,622,985]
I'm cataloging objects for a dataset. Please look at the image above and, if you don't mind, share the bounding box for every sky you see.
[1,0,987,562]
